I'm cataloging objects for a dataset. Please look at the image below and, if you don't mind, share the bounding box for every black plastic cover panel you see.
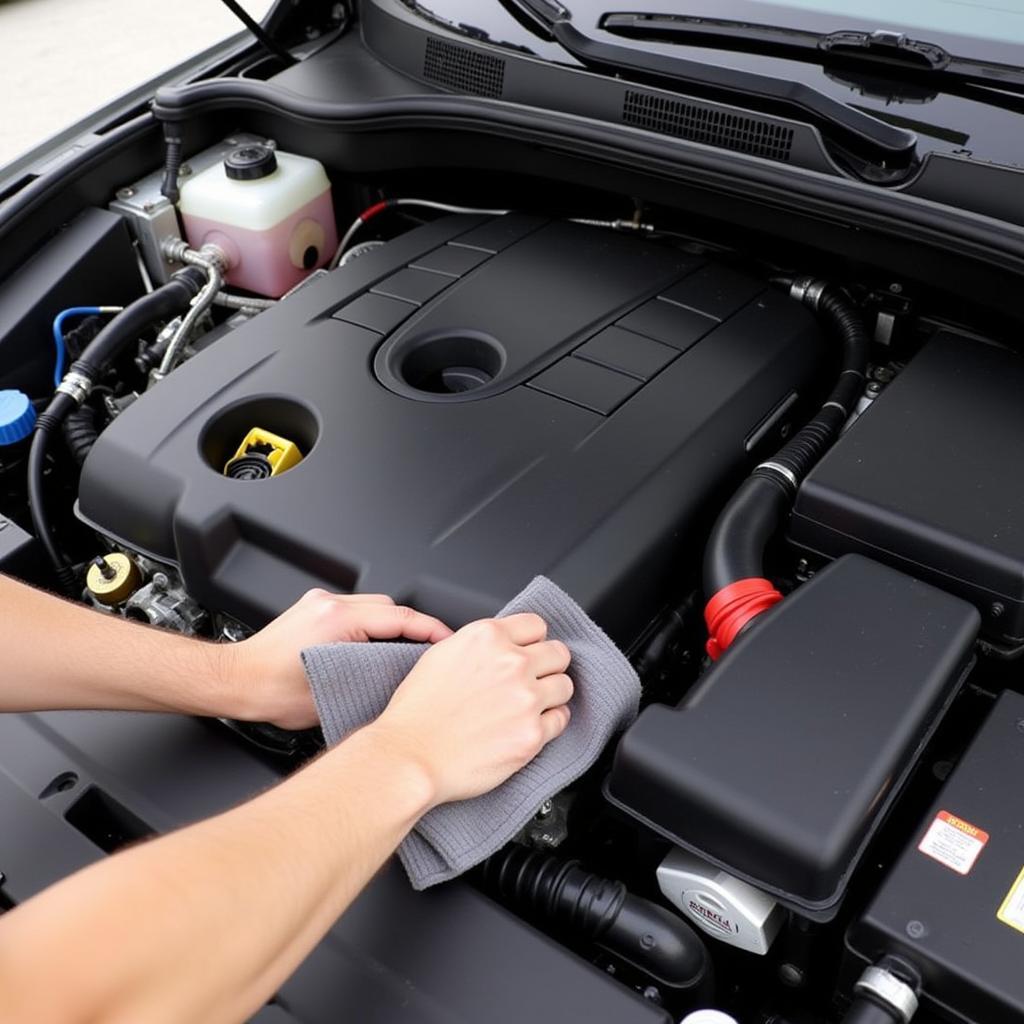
[791,333,1024,642]
[0,710,669,1024]
[79,215,822,638]
[850,690,1024,1024]
[0,208,141,394]
[606,555,979,911]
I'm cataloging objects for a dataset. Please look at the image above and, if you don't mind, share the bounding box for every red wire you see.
[358,200,392,224]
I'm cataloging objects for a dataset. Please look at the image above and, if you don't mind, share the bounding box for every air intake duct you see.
[703,279,870,658]
[485,845,712,1001]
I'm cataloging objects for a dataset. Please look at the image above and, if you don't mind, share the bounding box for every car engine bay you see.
[5,25,1024,1020]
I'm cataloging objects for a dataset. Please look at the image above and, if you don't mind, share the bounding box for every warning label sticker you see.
[998,867,1024,935]
[917,810,990,875]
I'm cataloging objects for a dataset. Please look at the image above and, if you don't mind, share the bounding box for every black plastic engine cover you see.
[79,215,823,636]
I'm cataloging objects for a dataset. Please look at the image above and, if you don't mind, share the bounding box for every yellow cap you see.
[223,426,304,480]
[86,553,142,606]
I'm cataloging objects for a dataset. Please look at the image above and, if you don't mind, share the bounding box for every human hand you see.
[225,589,452,730]
[366,613,573,808]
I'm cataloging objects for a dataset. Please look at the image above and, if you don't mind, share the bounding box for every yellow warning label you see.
[998,867,1024,936]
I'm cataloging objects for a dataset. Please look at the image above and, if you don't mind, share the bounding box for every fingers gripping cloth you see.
[301,576,641,890]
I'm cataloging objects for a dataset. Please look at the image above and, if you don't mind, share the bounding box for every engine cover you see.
[79,215,823,637]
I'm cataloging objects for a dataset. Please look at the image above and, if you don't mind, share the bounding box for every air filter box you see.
[849,690,1024,1023]
[791,333,1024,643]
[606,555,979,913]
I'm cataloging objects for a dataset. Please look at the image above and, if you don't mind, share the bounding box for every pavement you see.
[0,0,270,168]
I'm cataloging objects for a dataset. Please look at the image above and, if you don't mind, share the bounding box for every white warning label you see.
[917,810,989,875]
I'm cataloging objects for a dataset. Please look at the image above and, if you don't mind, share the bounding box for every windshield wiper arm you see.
[602,13,1024,96]
[551,19,917,173]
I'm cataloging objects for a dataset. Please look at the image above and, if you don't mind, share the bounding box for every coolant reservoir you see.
[178,143,338,298]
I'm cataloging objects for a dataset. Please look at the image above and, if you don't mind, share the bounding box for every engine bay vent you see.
[423,37,506,98]
[623,90,794,162]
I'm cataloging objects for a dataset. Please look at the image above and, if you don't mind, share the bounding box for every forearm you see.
[0,725,434,1024]
[0,574,239,717]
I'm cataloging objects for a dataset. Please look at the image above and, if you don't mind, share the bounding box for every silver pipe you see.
[153,242,226,380]
[212,292,277,311]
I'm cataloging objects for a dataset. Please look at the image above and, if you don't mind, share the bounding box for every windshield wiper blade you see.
[602,13,1024,96]
[551,19,917,175]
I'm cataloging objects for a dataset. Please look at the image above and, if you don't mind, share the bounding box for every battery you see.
[849,690,1024,1023]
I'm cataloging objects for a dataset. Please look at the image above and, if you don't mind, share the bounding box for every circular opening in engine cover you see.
[385,330,506,400]
[200,396,319,481]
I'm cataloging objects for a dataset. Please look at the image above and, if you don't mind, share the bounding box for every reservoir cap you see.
[0,390,36,446]
[224,143,278,181]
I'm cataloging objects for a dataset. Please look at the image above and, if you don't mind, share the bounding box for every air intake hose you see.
[485,846,712,999]
[62,405,99,467]
[703,279,870,659]
[28,268,205,593]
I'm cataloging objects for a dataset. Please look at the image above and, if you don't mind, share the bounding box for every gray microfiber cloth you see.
[301,575,640,890]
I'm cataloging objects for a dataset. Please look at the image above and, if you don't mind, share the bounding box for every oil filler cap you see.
[224,143,278,181]
[0,390,36,446]
[223,427,304,480]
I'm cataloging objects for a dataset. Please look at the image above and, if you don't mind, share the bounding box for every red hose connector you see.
[704,578,784,660]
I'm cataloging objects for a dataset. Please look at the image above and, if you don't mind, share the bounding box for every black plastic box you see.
[0,208,141,394]
[606,555,979,913]
[849,690,1024,1023]
[791,333,1024,643]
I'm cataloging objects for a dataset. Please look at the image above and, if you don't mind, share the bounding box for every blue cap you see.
[0,390,36,446]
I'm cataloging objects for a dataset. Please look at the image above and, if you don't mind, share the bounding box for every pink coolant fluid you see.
[178,144,338,299]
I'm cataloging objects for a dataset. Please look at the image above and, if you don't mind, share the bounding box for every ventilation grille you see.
[423,37,506,98]
[623,90,794,162]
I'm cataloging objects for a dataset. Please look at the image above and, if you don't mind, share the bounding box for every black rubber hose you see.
[27,395,78,596]
[704,474,791,595]
[28,269,205,592]
[841,998,903,1024]
[485,846,712,997]
[63,405,99,466]
[704,283,869,596]
[160,123,186,205]
[70,267,204,381]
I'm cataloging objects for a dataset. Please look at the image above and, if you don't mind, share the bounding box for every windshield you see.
[408,0,1024,61]
[747,0,1024,46]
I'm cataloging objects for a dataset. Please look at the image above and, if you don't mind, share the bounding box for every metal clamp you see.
[755,460,798,492]
[855,965,919,1023]
[56,370,93,406]
[790,277,827,311]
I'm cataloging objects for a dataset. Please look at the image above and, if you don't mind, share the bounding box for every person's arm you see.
[0,574,451,729]
[0,613,572,1024]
